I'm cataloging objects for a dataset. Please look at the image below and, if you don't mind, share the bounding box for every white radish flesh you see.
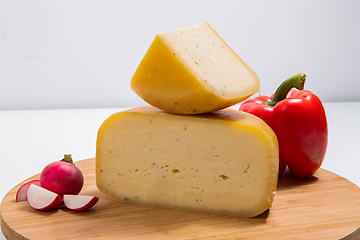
[16,180,41,202]
[27,184,63,210]
[63,195,99,211]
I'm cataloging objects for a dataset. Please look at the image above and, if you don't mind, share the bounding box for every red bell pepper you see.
[239,73,328,178]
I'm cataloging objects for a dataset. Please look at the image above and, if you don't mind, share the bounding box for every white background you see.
[1,0,360,110]
[1,1,360,239]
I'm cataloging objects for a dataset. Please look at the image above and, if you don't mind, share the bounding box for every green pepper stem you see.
[263,73,306,106]
[62,154,74,164]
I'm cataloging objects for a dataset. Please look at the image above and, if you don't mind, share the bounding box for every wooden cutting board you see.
[1,158,360,240]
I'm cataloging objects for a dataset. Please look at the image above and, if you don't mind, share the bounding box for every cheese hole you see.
[219,174,229,180]
[172,169,180,174]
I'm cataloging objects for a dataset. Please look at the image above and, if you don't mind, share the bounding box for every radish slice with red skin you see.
[63,195,99,211]
[16,180,41,202]
[27,184,63,210]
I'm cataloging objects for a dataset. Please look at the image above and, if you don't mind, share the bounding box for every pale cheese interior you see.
[96,106,279,217]
[160,23,259,99]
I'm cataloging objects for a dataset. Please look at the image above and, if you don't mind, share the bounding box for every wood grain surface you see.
[1,158,360,240]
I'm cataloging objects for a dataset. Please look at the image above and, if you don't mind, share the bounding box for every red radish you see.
[27,184,63,210]
[63,195,99,211]
[40,154,84,196]
[16,180,41,202]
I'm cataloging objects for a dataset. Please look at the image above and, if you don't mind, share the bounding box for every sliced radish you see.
[63,195,99,211]
[27,184,63,210]
[16,180,41,202]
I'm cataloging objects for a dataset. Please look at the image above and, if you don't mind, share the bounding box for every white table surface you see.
[1,102,359,239]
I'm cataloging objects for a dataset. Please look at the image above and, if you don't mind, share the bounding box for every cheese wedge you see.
[96,106,278,217]
[130,23,260,114]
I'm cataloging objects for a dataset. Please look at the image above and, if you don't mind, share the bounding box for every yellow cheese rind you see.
[130,23,260,114]
[96,106,278,217]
